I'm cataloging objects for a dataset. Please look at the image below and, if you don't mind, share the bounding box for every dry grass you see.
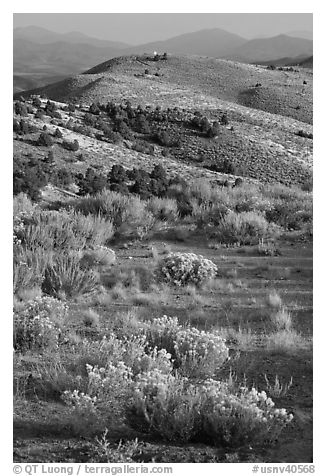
[270,307,293,331]
[264,374,293,397]
[264,329,311,353]
[266,290,283,309]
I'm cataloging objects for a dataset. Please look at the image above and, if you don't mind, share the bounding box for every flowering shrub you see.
[126,370,294,446]
[145,316,228,379]
[127,369,200,440]
[156,253,218,286]
[145,315,182,356]
[62,362,133,425]
[13,296,68,352]
[174,328,229,379]
[200,379,294,446]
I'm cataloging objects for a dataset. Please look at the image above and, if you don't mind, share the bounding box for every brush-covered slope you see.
[14,54,313,190]
[18,54,312,125]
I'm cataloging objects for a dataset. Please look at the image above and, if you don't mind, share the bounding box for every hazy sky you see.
[13,13,313,44]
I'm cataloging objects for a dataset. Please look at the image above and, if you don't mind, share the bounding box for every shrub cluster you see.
[60,314,293,448]
[127,371,293,446]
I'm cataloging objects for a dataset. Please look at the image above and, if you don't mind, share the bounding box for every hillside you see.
[18,54,313,124]
[13,50,313,465]
[14,54,312,189]
[228,34,312,63]
[13,27,313,93]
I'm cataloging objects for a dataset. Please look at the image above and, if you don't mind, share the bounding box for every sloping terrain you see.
[13,26,313,93]
[227,35,312,63]
[18,54,313,124]
[14,55,312,187]
[13,52,313,465]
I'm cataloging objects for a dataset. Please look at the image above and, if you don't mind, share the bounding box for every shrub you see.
[270,307,292,331]
[206,122,219,138]
[174,327,228,379]
[146,196,179,222]
[15,101,28,116]
[62,361,133,426]
[13,296,68,352]
[199,380,293,447]
[74,190,155,240]
[126,371,293,446]
[80,247,116,269]
[42,253,99,298]
[145,315,183,356]
[62,139,79,151]
[154,129,180,147]
[109,164,127,184]
[13,193,36,217]
[127,370,201,440]
[215,211,273,245]
[37,132,54,147]
[51,168,74,188]
[296,130,313,139]
[54,128,63,138]
[78,168,108,195]
[156,252,218,286]
[32,97,42,108]
[265,197,312,231]
[16,210,87,251]
[13,248,52,295]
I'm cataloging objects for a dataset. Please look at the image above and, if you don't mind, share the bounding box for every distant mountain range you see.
[13,25,313,93]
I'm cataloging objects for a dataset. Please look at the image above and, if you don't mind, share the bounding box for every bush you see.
[37,132,54,147]
[146,196,179,222]
[54,128,63,138]
[296,130,313,139]
[145,316,228,379]
[16,210,114,253]
[13,248,52,295]
[156,252,218,286]
[154,129,180,147]
[109,165,127,184]
[215,211,273,245]
[15,101,28,116]
[174,328,228,379]
[126,371,293,446]
[206,122,219,138]
[80,247,116,269]
[62,139,79,151]
[14,156,50,200]
[145,315,182,356]
[42,253,99,298]
[13,296,68,352]
[265,197,312,231]
[62,361,133,428]
[78,168,108,195]
[74,190,155,240]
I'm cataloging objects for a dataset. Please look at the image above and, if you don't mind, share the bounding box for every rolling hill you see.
[14,53,312,188]
[13,27,129,93]
[227,34,313,63]
[13,27,313,93]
